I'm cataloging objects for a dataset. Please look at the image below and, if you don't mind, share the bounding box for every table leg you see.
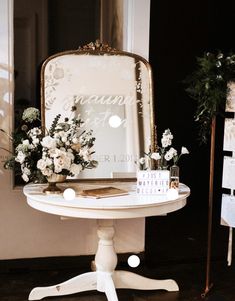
[28,219,179,300]
[113,270,179,291]
[97,272,118,301]
[95,220,118,273]
[28,271,97,300]
[95,220,178,296]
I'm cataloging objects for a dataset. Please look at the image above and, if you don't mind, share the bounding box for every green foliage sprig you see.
[185,51,235,144]
[49,114,61,136]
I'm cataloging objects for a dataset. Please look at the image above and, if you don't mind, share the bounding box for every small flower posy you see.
[22,107,40,123]
[138,129,189,170]
[1,106,97,183]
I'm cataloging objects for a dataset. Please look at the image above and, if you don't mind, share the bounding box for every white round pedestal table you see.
[23,181,190,301]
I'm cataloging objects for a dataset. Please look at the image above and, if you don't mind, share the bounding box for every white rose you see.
[70,163,83,175]
[45,158,53,166]
[54,157,64,173]
[66,150,75,161]
[37,159,48,171]
[48,147,61,158]
[151,152,161,161]
[54,152,71,173]
[15,151,26,164]
[63,154,72,170]
[41,136,57,149]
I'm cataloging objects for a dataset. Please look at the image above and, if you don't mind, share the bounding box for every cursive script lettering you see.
[74,94,135,106]
[77,109,127,128]
[59,94,136,111]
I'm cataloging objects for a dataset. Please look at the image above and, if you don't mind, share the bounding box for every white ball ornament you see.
[108,115,122,128]
[63,188,76,201]
[127,255,140,268]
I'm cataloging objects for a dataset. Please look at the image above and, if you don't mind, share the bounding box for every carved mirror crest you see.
[41,41,156,179]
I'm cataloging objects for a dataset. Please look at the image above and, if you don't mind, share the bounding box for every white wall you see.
[0,0,151,260]
[123,0,151,60]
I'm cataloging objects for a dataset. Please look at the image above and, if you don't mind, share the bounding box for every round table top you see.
[23,181,190,220]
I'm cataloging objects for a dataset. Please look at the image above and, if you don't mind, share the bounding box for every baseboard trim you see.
[0,252,145,273]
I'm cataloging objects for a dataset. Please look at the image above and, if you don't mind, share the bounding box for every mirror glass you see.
[41,43,155,179]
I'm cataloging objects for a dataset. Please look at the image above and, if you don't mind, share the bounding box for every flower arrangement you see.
[1,106,97,183]
[139,128,189,170]
[185,51,235,144]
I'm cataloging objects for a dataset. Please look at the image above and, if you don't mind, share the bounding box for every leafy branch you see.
[184,52,235,144]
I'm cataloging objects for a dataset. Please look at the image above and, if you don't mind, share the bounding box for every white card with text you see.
[222,156,235,189]
[226,82,235,112]
[221,194,235,227]
[223,119,235,151]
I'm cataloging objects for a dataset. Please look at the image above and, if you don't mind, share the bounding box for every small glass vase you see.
[43,174,67,195]
[170,165,179,189]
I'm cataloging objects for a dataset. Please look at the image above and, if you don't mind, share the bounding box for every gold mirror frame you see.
[40,41,156,180]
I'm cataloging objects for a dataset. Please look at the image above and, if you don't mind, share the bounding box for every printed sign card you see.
[223,118,235,151]
[221,194,235,227]
[222,156,235,189]
[226,82,235,112]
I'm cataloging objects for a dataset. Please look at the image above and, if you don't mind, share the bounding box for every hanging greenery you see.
[185,51,235,144]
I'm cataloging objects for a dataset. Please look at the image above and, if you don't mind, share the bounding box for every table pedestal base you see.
[28,220,179,301]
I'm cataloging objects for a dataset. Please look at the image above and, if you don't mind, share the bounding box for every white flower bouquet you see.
[1,106,97,183]
[139,128,189,170]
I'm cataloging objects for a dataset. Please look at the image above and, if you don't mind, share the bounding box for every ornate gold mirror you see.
[41,41,155,179]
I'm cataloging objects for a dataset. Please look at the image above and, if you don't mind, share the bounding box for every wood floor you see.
[1,255,235,301]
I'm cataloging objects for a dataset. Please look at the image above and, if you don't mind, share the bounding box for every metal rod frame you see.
[201,116,216,298]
